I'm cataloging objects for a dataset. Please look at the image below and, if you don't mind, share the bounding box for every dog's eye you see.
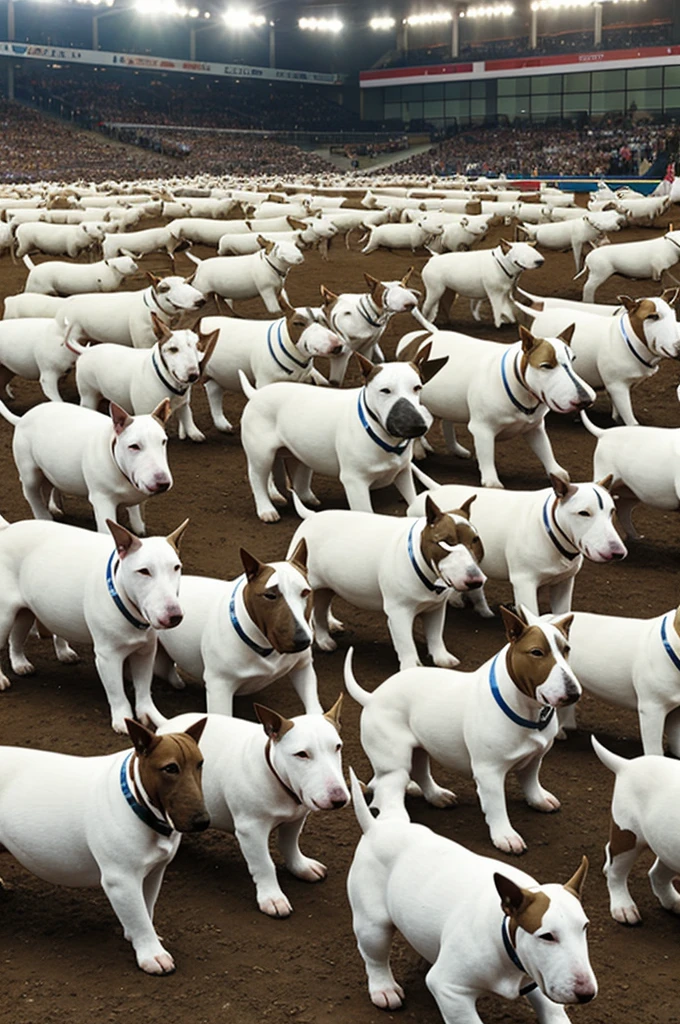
[578,510,591,517]
[647,314,659,321]
[301,589,311,599]
[335,743,342,752]
[128,443,141,451]
[197,760,204,771]
[162,763,179,774]
[137,568,152,576]
[166,346,178,354]
[294,751,310,759]
[539,931,556,942]
[530,648,544,657]
[174,564,181,572]
[539,362,552,370]
[263,591,278,601]
[413,384,422,393]
[379,387,391,395]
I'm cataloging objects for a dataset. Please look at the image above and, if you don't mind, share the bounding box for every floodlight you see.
[299,16,344,32]
[405,11,453,26]
[370,16,396,30]
[223,6,266,28]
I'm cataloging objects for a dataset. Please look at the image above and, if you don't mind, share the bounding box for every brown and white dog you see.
[154,542,321,716]
[345,605,580,854]
[288,492,486,670]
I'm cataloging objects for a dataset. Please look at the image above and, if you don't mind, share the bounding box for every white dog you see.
[288,492,485,669]
[75,314,218,443]
[184,239,303,314]
[3,293,65,319]
[593,737,680,926]
[421,240,545,327]
[0,516,188,731]
[397,324,595,488]
[158,701,348,917]
[0,316,81,402]
[576,230,680,302]
[15,221,104,259]
[0,718,208,973]
[345,604,580,853]
[154,543,321,716]
[240,348,447,522]
[0,398,172,535]
[518,208,626,272]
[408,475,627,614]
[347,772,596,1020]
[23,254,138,296]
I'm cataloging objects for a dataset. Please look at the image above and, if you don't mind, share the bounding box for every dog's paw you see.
[432,652,460,669]
[299,493,321,507]
[11,657,35,676]
[290,857,327,883]
[168,669,186,690]
[316,635,338,652]
[370,984,405,1011]
[493,831,527,855]
[327,614,344,634]
[0,673,11,692]
[111,717,131,735]
[528,791,561,813]
[214,420,234,434]
[451,444,472,460]
[259,509,281,523]
[138,950,176,975]
[427,787,457,808]
[56,643,79,665]
[187,431,206,443]
[259,894,293,918]
[481,478,505,489]
[611,902,642,926]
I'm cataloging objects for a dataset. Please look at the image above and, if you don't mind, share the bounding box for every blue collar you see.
[357,390,409,455]
[661,614,680,672]
[407,520,447,595]
[541,497,579,562]
[151,345,188,397]
[489,653,555,731]
[502,916,538,996]
[267,318,310,376]
[500,348,541,416]
[120,752,173,837]
[106,551,150,631]
[229,576,274,658]
[619,315,656,369]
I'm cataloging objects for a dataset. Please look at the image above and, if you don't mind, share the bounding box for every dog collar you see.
[357,294,389,328]
[106,551,150,631]
[500,347,541,416]
[120,752,173,837]
[541,497,580,561]
[357,390,409,455]
[151,344,189,397]
[229,576,274,658]
[660,614,680,672]
[267,318,310,376]
[264,738,302,805]
[261,250,289,279]
[110,437,135,489]
[501,916,538,996]
[619,315,657,369]
[489,653,555,731]
[407,520,448,595]
[492,249,516,280]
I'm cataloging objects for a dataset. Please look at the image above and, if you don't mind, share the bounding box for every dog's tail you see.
[579,410,605,439]
[512,298,538,329]
[291,491,316,520]
[343,647,374,708]
[184,251,202,267]
[349,767,375,835]
[411,463,443,491]
[591,735,627,776]
[22,254,35,272]
[0,397,20,427]
[573,265,588,281]
[514,287,545,312]
[238,369,257,400]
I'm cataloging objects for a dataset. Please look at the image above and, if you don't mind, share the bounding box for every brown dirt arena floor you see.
[0,196,679,1024]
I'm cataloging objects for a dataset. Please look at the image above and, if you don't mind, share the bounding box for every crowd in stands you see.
[394,122,674,178]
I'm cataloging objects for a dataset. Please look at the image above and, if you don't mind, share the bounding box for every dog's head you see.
[618,293,680,360]
[108,517,188,630]
[126,717,210,834]
[419,495,486,592]
[107,255,138,277]
[110,399,173,498]
[253,697,349,811]
[257,237,305,268]
[151,313,219,386]
[357,343,447,440]
[584,209,626,234]
[501,605,580,709]
[518,324,596,413]
[364,269,420,313]
[146,271,206,312]
[240,541,313,655]
[549,475,627,563]
[498,239,545,272]
[495,858,597,1005]
[280,297,344,358]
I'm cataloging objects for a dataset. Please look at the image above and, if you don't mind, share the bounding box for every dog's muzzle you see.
[385,398,428,439]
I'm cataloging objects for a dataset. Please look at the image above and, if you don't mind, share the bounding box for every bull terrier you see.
[0,397,172,536]
[158,700,348,917]
[593,736,680,926]
[288,492,486,670]
[347,770,597,1021]
[345,605,580,854]
[397,324,594,488]
[0,516,188,732]
[0,316,81,403]
[184,238,303,315]
[575,230,680,303]
[240,347,447,522]
[0,718,209,973]
[154,542,321,716]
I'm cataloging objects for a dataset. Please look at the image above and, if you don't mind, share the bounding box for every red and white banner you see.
[360,44,680,88]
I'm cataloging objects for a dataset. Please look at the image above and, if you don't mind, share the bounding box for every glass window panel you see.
[664,87,680,111]
[591,69,625,91]
[664,67,680,87]
[445,80,470,99]
[627,67,662,90]
[402,84,422,100]
[470,97,486,115]
[423,83,444,100]
[384,86,401,102]
[470,80,486,99]
[403,101,423,119]
[590,90,625,114]
[531,93,561,116]
[564,72,591,93]
[498,76,530,97]
[562,93,589,114]
[423,100,444,118]
[384,102,401,120]
[445,98,469,116]
[497,96,519,118]
[626,89,663,111]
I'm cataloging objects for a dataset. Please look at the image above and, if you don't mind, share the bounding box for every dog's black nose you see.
[153,480,171,493]
[167,613,183,628]
[576,992,595,1004]
[189,813,211,833]
[467,578,484,590]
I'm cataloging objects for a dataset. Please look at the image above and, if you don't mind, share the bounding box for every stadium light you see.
[299,16,343,32]
[370,15,396,30]
[135,0,200,15]
[531,0,642,8]
[222,6,266,28]
[405,11,453,25]
[462,4,515,17]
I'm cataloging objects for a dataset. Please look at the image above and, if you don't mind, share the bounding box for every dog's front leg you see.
[637,699,668,756]
[204,378,234,433]
[515,751,560,813]
[471,758,526,854]
[143,861,169,923]
[203,671,236,715]
[128,647,166,729]
[421,603,460,668]
[546,576,575,615]
[90,492,121,534]
[94,645,136,732]
[392,464,417,507]
[468,420,503,489]
[278,815,327,883]
[99,867,176,974]
[127,502,147,537]
[426,961,485,1023]
[606,380,638,427]
[509,574,540,616]
[523,422,568,481]
[328,349,352,386]
[384,600,421,670]
[339,473,375,513]
[234,818,294,917]
[38,370,65,403]
[525,986,571,1023]
[175,394,206,443]
[288,658,323,714]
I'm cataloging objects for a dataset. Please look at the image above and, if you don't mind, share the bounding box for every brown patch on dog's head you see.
[518,325,559,373]
[320,284,339,310]
[563,856,589,901]
[127,717,209,833]
[420,495,484,573]
[257,235,276,255]
[254,703,295,740]
[494,873,551,940]
[625,296,659,344]
[363,272,388,308]
[283,303,311,346]
[240,548,312,654]
[145,270,162,289]
[501,606,559,700]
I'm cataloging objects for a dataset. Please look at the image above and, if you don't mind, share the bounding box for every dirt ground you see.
[0,195,679,1024]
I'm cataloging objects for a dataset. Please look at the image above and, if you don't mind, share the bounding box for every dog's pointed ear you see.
[320,284,338,306]
[554,613,574,640]
[109,402,133,435]
[363,272,381,292]
[287,217,307,231]
[145,270,161,288]
[500,604,527,643]
[550,473,577,500]
[240,547,264,582]
[184,269,197,285]
[107,519,142,558]
[424,494,442,526]
[183,716,207,747]
[500,238,513,254]
[195,325,220,367]
[126,718,160,755]
[279,293,296,316]
[557,323,575,347]
[518,324,535,353]
[323,694,343,733]
[354,351,376,379]
[400,266,414,288]
[617,294,637,313]
[563,855,589,902]
[254,703,295,741]
[420,355,448,384]
[494,872,532,917]
[288,538,308,572]
[661,286,680,307]
[166,518,189,555]
[151,397,173,426]
[455,494,476,520]
[596,473,614,492]
[150,310,172,344]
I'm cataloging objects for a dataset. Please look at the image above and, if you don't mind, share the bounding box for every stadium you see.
[0,3,678,1024]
